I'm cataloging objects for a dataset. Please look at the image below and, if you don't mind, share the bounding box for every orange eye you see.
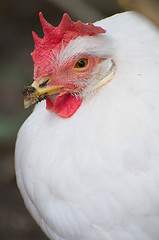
[74,58,88,69]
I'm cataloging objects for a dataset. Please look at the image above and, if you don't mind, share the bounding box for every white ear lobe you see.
[92,59,116,92]
[81,58,115,100]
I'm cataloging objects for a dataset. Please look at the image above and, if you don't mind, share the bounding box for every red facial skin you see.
[44,54,100,118]
[45,54,100,89]
[31,13,106,118]
[31,13,105,82]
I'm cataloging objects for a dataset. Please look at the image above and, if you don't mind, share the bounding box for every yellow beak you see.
[23,80,64,108]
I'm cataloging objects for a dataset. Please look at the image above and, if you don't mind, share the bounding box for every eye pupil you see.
[75,58,88,69]
[77,60,85,68]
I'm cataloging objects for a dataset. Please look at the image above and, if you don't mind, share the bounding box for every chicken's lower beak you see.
[23,81,64,108]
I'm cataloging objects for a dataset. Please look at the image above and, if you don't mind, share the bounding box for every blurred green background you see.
[0,0,124,239]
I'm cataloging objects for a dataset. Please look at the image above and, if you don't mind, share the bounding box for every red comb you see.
[31,12,106,80]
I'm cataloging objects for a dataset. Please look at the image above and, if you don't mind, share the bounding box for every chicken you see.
[15,11,159,240]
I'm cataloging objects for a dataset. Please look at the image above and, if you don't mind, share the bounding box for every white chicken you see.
[15,11,159,240]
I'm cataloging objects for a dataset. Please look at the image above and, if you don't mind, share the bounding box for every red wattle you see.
[46,93,82,118]
[46,97,54,110]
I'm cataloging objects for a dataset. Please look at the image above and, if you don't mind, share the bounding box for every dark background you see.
[0,0,124,239]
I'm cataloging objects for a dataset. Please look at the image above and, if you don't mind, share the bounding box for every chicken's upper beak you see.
[23,80,64,108]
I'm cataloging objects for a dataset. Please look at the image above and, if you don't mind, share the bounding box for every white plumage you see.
[15,12,159,240]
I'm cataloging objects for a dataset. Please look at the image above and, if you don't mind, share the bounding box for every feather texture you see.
[15,12,159,240]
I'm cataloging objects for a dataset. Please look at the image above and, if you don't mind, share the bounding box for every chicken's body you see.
[15,12,159,240]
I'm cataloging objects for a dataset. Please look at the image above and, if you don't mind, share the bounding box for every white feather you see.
[15,12,159,240]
